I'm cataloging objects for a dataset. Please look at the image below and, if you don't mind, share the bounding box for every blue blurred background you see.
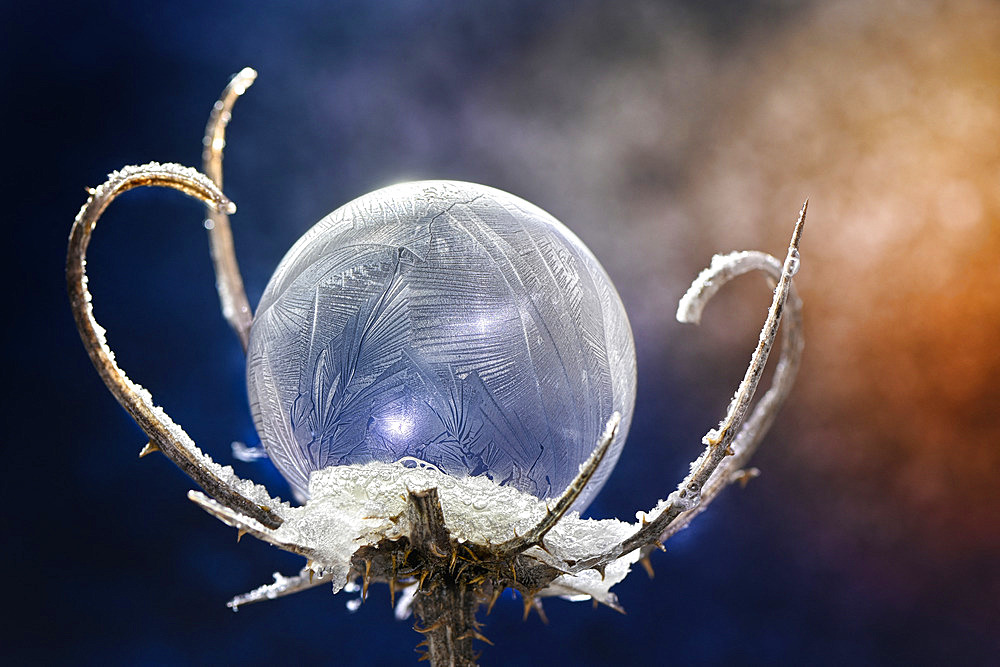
[5,1,999,664]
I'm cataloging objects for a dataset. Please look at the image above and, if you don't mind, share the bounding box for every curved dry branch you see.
[574,201,807,571]
[660,252,803,541]
[495,413,621,557]
[202,66,257,350]
[67,162,284,529]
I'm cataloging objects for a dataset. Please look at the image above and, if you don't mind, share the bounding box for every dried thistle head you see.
[67,68,804,666]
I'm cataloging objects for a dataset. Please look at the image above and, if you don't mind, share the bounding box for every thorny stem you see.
[202,67,257,351]
[629,201,805,549]
[408,489,481,666]
[66,162,283,529]
[576,201,806,570]
[661,249,803,541]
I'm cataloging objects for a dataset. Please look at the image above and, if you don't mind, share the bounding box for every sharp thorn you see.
[362,560,371,601]
[732,467,761,489]
[535,599,549,625]
[139,440,160,458]
[414,619,445,634]
[487,586,502,615]
[457,630,494,646]
[389,554,397,606]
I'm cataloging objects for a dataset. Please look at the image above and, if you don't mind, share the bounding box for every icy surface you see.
[247,181,636,509]
[222,460,642,599]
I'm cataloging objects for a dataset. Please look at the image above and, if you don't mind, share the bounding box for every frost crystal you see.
[206,460,641,603]
[247,181,636,509]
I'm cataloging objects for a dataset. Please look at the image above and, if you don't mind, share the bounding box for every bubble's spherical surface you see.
[247,181,636,509]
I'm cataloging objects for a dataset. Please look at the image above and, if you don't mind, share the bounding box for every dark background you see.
[5,1,999,665]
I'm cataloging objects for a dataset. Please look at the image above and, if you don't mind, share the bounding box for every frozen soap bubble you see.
[247,181,636,510]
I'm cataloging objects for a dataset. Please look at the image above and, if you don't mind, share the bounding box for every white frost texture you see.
[191,459,641,607]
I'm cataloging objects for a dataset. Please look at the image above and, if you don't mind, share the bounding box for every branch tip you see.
[202,68,257,350]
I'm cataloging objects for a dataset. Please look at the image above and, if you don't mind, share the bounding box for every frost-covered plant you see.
[67,69,805,667]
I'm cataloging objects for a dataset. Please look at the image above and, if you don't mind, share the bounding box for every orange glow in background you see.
[469,0,1000,649]
[684,0,1000,578]
[6,0,998,663]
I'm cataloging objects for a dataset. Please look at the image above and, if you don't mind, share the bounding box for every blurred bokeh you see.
[4,0,998,664]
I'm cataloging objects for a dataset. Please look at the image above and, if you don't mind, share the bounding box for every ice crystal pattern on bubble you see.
[247,181,636,507]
